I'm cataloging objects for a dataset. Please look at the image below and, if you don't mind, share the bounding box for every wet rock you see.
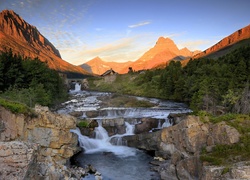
[69,111,83,117]
[68,166,87,179]
[86,111,99,118]
[150,160,164,166]
[95,171,103,180]
[134,118,158,134]
[88,164,97,173]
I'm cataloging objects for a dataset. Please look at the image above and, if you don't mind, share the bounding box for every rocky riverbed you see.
[1,88,249,180]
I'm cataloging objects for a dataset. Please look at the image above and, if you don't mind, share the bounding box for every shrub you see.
[78,120,89,128]
[0,97,34,115]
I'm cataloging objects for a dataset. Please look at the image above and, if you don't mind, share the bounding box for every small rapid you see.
[71,120,137,157]
[70,120,158,180]
[59,84,191,180]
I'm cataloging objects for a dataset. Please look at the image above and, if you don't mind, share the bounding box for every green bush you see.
[0,97,33,115]
[78,120,89,128]
[0,50,68,107]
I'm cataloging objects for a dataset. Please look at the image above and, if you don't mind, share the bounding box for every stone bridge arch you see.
[65,78,89,90]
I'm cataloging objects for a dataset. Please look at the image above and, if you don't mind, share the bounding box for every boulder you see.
[208,121,240,145]
[134,118,159,134]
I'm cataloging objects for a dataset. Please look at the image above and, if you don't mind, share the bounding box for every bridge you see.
[65,78,89,90]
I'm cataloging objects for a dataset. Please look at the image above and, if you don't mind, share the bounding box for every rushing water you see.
[58,84,191,180]
[70,121,158,180]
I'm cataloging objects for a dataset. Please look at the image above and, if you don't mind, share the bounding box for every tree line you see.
[135,46,250,114]
[0,49,67,107]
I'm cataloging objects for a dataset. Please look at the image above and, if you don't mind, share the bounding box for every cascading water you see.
[70,120,137,157]
[109,122,135,146]
[60,90,190,180]
[95,120,109,140]
[69,83,81,93]
[162,118,172,128]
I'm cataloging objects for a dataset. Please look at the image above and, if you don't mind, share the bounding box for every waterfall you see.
[110,122,135,146]
[157,119,162,129]
[74,83,81,91]
[95,120,109,140]
[162,118,172,128]
[70,121,137,157]
[125,122,134,135]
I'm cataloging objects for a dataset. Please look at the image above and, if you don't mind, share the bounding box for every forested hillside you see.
[0,50,67,107]
[89,46,250,114]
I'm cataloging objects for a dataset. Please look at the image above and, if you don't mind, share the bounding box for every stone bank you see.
[0,105,81,179]
[124,115,250,180]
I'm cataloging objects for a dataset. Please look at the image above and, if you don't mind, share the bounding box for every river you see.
[57,85,191,180]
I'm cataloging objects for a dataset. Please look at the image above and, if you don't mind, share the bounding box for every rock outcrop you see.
[124,115,246,179]
[0,105,80,179]
[0,10,89,75]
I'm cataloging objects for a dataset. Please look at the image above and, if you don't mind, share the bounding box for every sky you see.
[0,0,250,65]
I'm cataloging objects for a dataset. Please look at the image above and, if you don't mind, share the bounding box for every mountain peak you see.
[1,9,17,16]
[0,9,61,58]
[156,37,175,46]
[0,10,89,75]
[153,37,180,55]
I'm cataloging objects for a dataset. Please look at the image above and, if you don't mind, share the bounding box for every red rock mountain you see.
[194,24,250,59]
[119,37,200,73]
[80,56,133,75]
[0,10,89,75]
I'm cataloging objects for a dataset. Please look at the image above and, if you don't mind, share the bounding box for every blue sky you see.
[0,0,250,65]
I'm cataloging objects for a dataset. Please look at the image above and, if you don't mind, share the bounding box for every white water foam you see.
[162,118,172,128]
[70,121,137,157]
[69,83,81,93]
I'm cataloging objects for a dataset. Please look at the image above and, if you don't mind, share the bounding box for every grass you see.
[88,74,161,98]
[0,97,35,115]
[77,120,90,128]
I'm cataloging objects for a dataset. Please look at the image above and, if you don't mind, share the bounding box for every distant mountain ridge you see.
[81,25,250,75]
[0,9,89,75]
[82,37,200,74]
[80,56,133,75]
[119,37,200,73]
[194,24,250,59]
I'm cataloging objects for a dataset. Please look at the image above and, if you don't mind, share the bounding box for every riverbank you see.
[1,90,249,180]
[124,114,250,179]
[0,104,84,179]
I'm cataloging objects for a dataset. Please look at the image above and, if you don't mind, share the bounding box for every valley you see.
[0,7,250,180]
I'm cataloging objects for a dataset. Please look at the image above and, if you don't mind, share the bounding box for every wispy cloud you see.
[128,21,151,28]
[164,32,187,38]
[59,35,153,65]
[177,39,217,51]
[77,38,134,59]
